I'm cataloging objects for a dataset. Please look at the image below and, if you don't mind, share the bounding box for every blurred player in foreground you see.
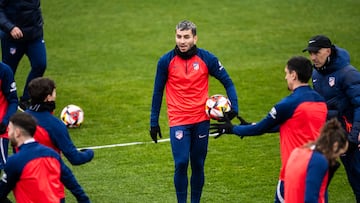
[303,35,360,202]
[210,56,327,203]
[26,77,94,165]
[0,112,90,202]
[150,20,239,203]
[285,118,348,203]
[25,77,94,201]
[0,62,17,173]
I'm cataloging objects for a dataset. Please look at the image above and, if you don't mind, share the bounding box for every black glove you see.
[150,126,162,143]
[210,115,251,139]
[237,115,251,125]
[219,110,237,122]
[210,119,233,139]
[0,122,7,135]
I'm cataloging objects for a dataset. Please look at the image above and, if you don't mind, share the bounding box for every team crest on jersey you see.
[175,130,183,140]
[269,107,277,119]
[10,47,16,55]
[328,77,335,87]
[193,62,199,71]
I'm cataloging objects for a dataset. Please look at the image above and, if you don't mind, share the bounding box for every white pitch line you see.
[78,134,218,150]
[78,138,170,150]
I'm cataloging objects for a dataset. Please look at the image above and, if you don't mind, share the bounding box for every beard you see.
[10,137,17,148]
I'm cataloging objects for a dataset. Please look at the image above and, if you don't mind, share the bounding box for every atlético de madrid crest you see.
[10,47,16,55]
[175,130,183,140]
[328,77,335,87]
[192,62,199,71]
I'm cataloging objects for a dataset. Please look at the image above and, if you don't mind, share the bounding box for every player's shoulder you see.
[195,48,220,69]
[0,62,13,75]
[0,62,11,70]
[159,49,176,61]
[309,151,328,169]
[51,115,69,130]
[340,64,360,78]
[35,142,61,157]
[30,111,68,131]
[196,48,217,59]
[292,86,325,102]
[158,50,176,69]
[274,93,300,114]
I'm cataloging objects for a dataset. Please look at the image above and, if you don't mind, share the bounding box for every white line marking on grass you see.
[78,134,217,150]
[78,138,170,150]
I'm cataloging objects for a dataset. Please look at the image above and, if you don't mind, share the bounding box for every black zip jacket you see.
[0,0,43,42]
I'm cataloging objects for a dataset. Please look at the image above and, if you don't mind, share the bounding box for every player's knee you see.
[31,58,46,71]
[175,159,189,173]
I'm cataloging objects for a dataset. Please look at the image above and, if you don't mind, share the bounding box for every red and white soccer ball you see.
[205,94,231,120]
[60,104,84,128]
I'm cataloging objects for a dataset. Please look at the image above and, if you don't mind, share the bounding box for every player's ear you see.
[290,70,298,81]
[332,142,339,153]
[44,94,51,102]
[15,127,22,138]
[45,91,56,102]
[193,35,198,44]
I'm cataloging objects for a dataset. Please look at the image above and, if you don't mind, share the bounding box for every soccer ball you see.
[60,104,84,128]
[205,94,231,120]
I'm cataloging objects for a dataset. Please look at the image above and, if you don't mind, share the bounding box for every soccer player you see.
[0,0,47,110]
[285,118,348,203]
[23,77,93,201]
[210,56,327,203]
[26,77,94,165]
[0,62,17,173]
[149,20,239,203]
[302,35,360,202]
[0,112,90,202]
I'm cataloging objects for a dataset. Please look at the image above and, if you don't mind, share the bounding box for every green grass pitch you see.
[4,0,360,202]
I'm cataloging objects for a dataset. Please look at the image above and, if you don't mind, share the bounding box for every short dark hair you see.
[175,20,197,36]
[9,112,37,137]
[286,56,313,83]
[28,77,56,104]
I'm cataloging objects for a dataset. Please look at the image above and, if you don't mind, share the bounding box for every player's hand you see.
[0,122,7,135]
[10,26,23,39]
[150,126,162,143]
[80,148,94,154]
[79,148,95,161]
[210,119,233,139]
[237,115,251,125]
[236,115,252,139]
[219,110,237,122]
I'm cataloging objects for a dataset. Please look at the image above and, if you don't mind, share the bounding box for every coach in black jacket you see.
[0,0,47,111]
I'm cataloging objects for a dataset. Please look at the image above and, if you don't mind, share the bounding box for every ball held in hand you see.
[205,94,231,120]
